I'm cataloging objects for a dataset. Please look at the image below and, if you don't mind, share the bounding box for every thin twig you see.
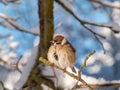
[0,59,7,64]
[90,0,120,9]
[16,55,22,73]
[0,0,20,5]
[77,83,120,89]
[78,50,96,74]
[94,34,106,54]
[0,34,10,38]
[10,56,22,73]
[0,13,39,35]
[55,0,120,33]
[39,57,93,90]
[0,56,23,73]
[83,24,106,39]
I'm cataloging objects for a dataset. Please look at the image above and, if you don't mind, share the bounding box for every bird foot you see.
[63,67,66,72]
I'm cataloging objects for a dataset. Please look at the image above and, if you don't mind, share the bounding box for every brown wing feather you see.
[68,42,75,53]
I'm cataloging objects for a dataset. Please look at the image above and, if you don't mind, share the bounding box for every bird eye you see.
[51,40,61,45]
[50,40,54,44]
[56,42,61,44]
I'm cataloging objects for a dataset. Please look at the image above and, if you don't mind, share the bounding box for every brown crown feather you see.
[53,35,64,42]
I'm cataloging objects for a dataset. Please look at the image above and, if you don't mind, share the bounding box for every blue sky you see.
[0,0,110,67]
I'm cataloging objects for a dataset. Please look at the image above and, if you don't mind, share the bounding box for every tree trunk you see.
[23,0,54,90]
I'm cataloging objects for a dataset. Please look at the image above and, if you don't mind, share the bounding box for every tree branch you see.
[23,0,55,89]
[55,0,120,34]
[94,34,106,53]
[77,83,120,89]
[79,50,96,73]
[0,57,22,73]
[0,34,10,38]
[39,57,120,89]
[39,57,93,90]
[83,24,105,39]
[0,13,39,35]
[0,0,20,5]
[90,0,120,9]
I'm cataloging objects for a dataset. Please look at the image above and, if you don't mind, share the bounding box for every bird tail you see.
[71,67,76,73]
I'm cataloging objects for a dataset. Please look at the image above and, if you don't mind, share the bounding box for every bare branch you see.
[0,58,7,64]
[94,34,106,54]
[55,0,120,34]
[90,0,120,9]
[0,0,20,5]
[11,56,22,73]
[39,57,93,90]
[83,24,105,39]
[0,56,22,73]
[0,13,39,35]
[16,55,22,73]
[39,57,120,89]
[0,34,10,38]
[77,83,120,89]
[79,50,96,74]
[74,51,95,90]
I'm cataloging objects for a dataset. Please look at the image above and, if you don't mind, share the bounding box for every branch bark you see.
[23,0,54,90]
[90,0,120,9]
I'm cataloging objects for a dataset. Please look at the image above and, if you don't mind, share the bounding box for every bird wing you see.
[53,52,59,61]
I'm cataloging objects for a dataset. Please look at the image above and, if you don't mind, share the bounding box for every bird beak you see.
[50,40,54,44]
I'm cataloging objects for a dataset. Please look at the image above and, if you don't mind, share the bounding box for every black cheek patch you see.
[54,52,59,61]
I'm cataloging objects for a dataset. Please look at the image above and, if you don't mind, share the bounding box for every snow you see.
[0,0,120,90]
[9,42,19,49]
[14,46,38,89]
[0,39,38,89]
[41,84,53,90]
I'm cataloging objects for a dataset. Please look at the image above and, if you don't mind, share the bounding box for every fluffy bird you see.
[47,35,76,73]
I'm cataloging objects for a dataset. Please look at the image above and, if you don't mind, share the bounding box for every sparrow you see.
[47,35,76,73]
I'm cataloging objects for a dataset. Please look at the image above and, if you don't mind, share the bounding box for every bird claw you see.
[51,63,55,67]
[63,67,66,72]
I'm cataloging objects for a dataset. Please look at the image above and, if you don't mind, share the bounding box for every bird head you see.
[51,35,67,45]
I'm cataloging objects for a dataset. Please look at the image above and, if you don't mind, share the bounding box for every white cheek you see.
[53,43,57,46]
[61,39,67,45]
[47,46,59,66]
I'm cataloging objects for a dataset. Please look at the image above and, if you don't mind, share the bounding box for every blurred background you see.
[0,0,120,90]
